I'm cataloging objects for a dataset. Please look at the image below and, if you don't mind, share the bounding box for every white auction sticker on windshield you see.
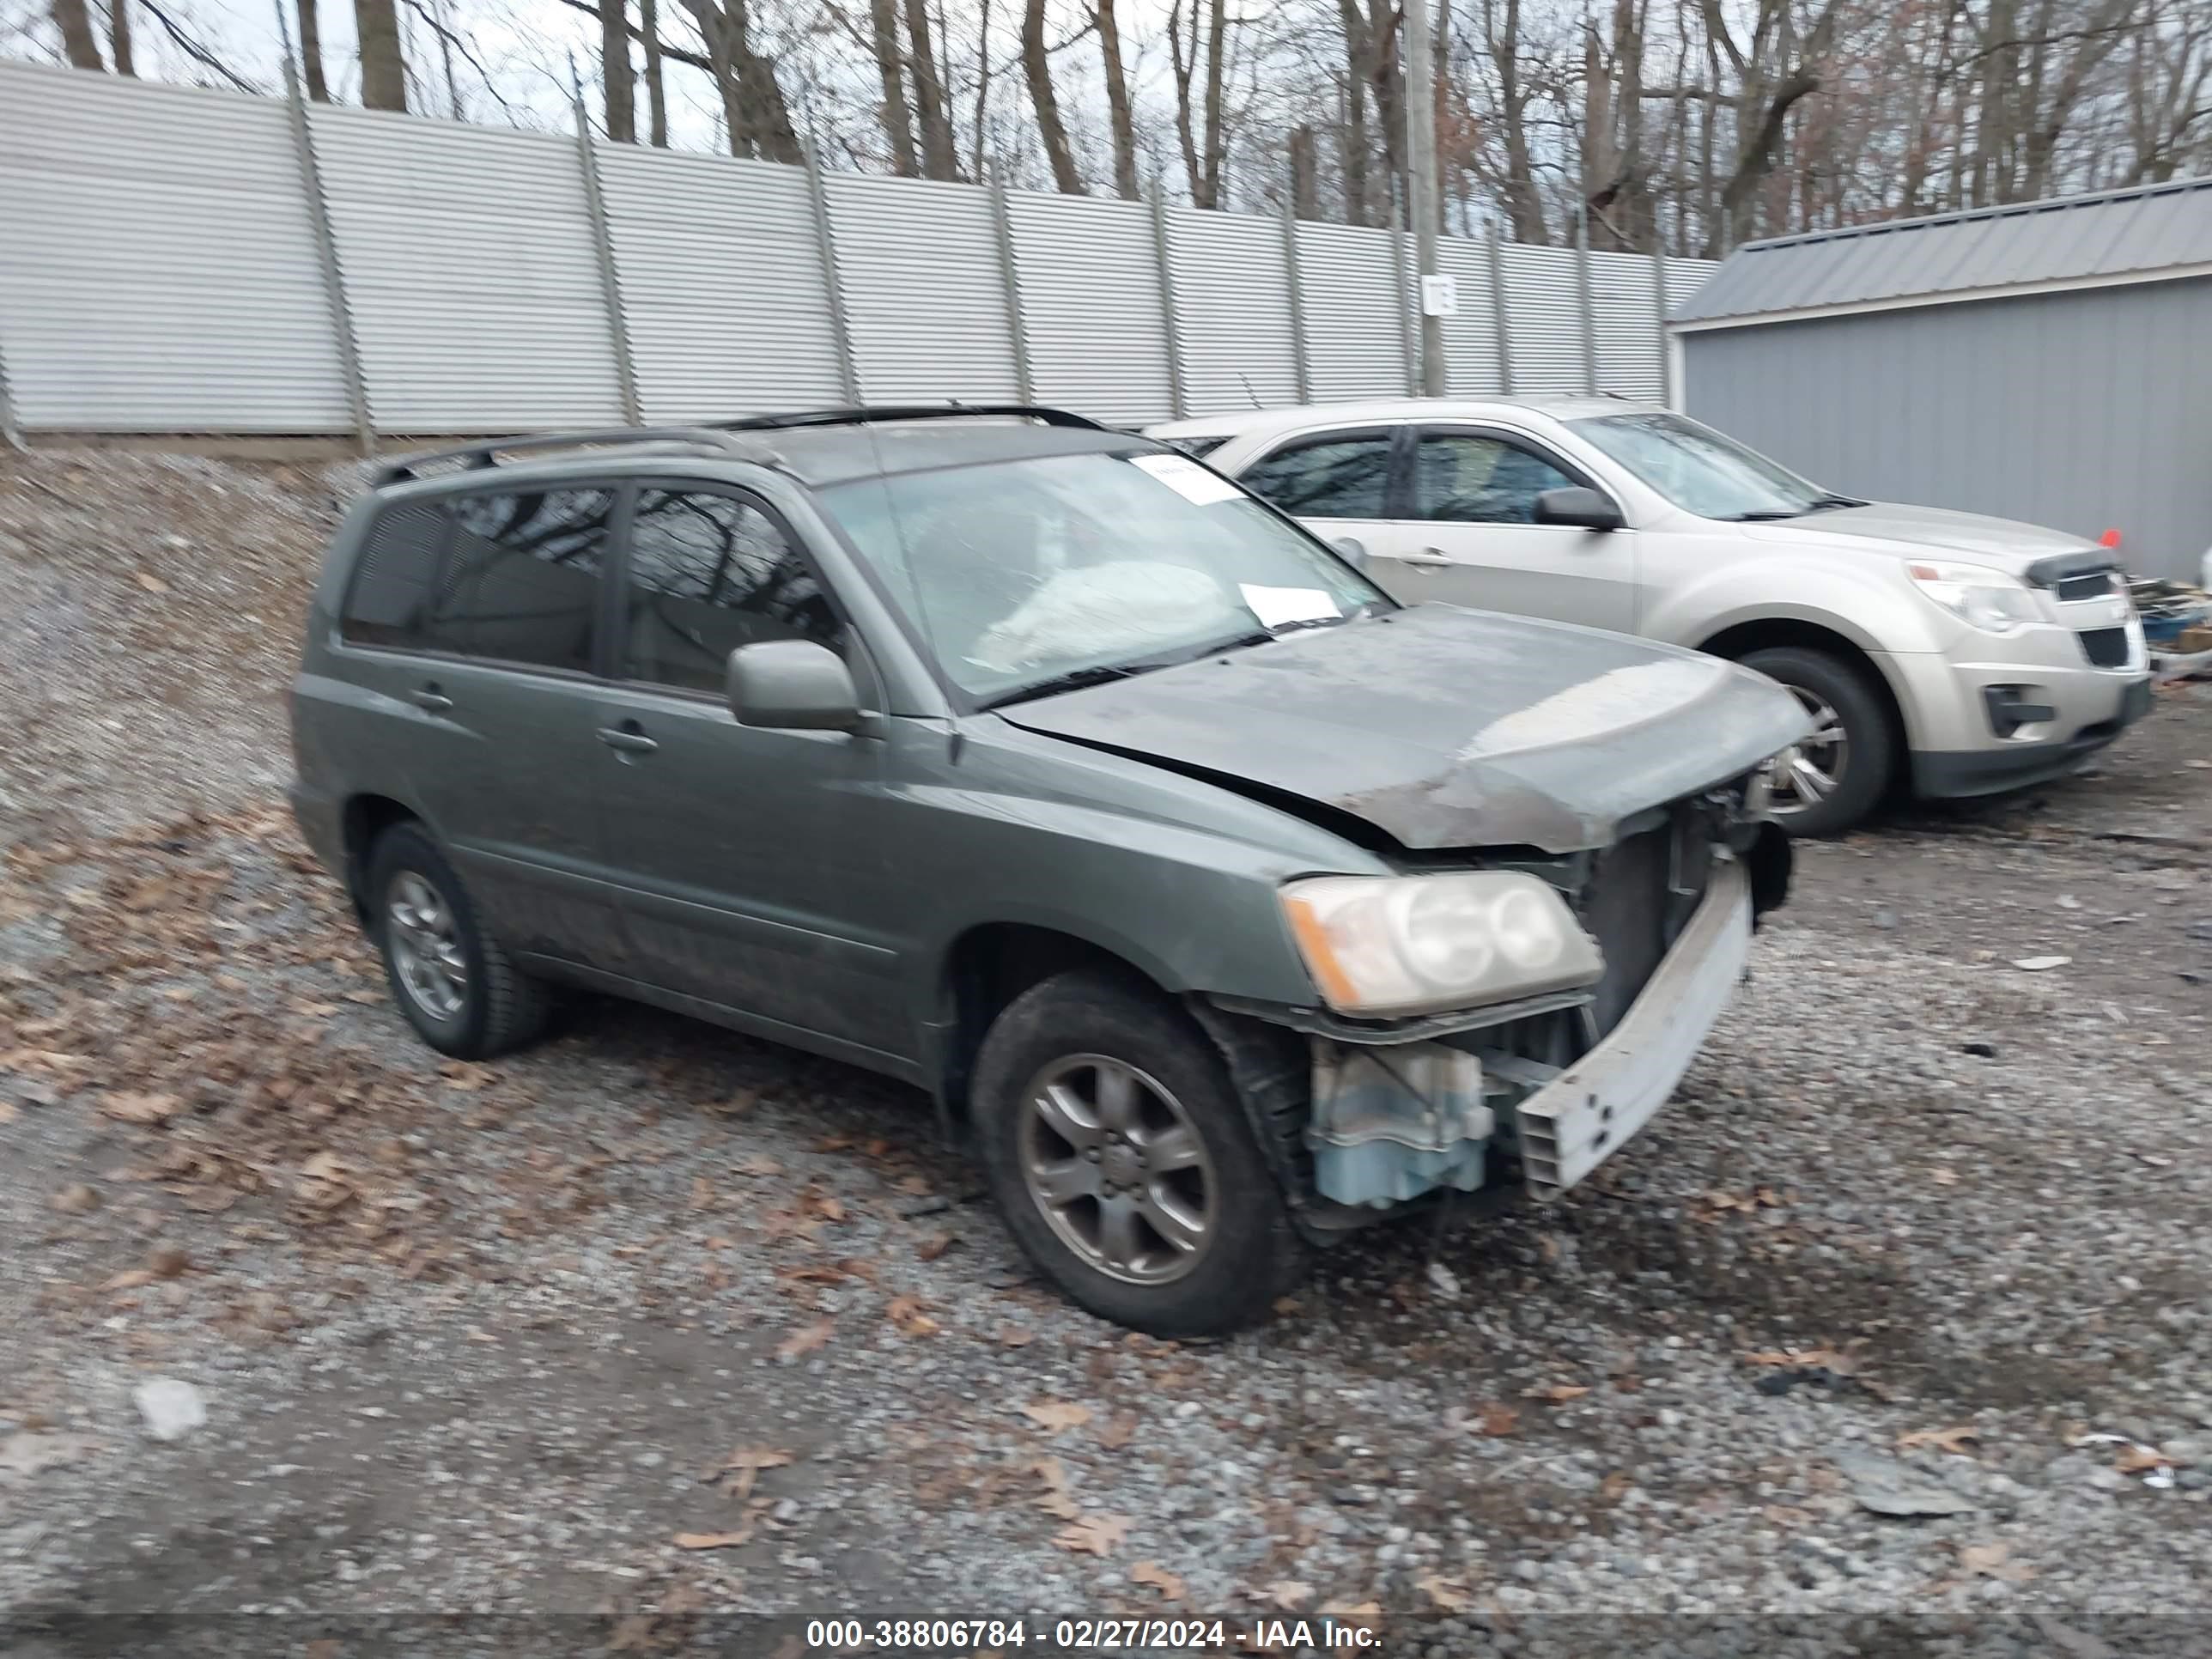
[1240,583,1341,630]
[1128,452,1243,506]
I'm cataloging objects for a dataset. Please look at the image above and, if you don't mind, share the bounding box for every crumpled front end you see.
[1225,773,1789,1218]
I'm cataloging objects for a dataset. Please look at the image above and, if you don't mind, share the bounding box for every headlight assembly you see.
[1907,560,2045,635]
[1280,871,1603,1018]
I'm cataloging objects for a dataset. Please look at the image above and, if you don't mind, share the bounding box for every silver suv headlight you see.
[1907,560,2044,635]
[1280,871,1603,1018]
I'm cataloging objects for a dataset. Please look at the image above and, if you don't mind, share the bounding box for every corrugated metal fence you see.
[0,61,1715,441]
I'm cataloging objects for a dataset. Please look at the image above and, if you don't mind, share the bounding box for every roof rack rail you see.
[368,427,776,489]
[713,404,1107,434]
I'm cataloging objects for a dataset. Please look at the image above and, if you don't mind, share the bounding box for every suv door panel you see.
[1383,426,1638,633]
[329,484,629,971]
[592,483,910,1060]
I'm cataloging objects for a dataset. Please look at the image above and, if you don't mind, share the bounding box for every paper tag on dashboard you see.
[1239,583,1340,630]
[1128,452,1243,506]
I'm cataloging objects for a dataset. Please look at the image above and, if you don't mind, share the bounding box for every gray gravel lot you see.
[3,449,2210,1657]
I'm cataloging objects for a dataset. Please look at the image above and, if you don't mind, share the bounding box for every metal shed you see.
[1672,179,2212,580]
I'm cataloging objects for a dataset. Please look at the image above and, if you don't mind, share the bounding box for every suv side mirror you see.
[1533,486,1625,532]
[726,640,863,732]
[1331,535,1370,569]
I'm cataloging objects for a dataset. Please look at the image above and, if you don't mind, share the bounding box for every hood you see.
[994,604,1810,854]
[1746,501,2102,576]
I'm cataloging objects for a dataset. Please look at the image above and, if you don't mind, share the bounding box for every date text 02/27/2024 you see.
[803,1616,1384,1650]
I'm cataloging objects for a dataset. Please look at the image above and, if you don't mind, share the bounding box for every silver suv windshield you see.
[820,450,1389,706]
[1569,411,1857,522]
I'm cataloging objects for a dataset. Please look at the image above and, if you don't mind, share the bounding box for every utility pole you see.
[1404,0,1444,396]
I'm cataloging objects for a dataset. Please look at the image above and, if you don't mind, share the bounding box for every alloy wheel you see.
[1769,684,1850,816]
[1017,1054,1217,1285]
[385,870,468,1021]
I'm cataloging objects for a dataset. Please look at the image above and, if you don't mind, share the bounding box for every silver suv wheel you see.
[1017,1054,1216,1285]
[1769,684,1850,817]
[385,869,468,1020]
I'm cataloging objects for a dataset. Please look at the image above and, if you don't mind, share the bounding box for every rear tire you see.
[1738,645,1894,837]
[365,823,554,1060]
[972,969,1309,1336]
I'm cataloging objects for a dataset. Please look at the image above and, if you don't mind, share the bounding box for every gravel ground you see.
[3,449,2210,1658]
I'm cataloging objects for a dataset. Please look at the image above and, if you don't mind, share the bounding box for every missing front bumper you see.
[1513,860,1752,1199]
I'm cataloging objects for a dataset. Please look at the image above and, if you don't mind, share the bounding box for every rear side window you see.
[340,502,447,648]
[620,489,839,693]
[1239,433,1394,518]
[424,489,612,673]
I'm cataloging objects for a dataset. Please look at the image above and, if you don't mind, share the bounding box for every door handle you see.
[1396,548,1454,568]
[410,684,453,713]
[597,724,659,756]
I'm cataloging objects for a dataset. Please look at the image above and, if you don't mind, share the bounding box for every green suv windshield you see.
[1570,411,1856,522]
[820,449,1389,704]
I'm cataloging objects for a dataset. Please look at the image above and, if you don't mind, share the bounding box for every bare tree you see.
[640,0,665,143]
[867,0,921,173]
[1096,0,1139,198]
[906,0,960,177]
[602,0,635,140]
[298,0,330,100]
[355,0,409,111]
[51,0,104,69]
[1023,0,1084,191]
[107,0,132,75]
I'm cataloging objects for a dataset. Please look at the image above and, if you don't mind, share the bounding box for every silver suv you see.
[289,406,1805,1335]
[1152,399,2154,836]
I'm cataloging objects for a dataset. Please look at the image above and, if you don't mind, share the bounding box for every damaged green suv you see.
[289,406,1808,1334]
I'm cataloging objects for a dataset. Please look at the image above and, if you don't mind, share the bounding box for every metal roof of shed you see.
[1673,177,2212,329]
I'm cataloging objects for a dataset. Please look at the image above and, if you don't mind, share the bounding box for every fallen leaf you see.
[1958,1540,2034,1582]
[1762,1503,1812,1526]
[1051,1513,1131,1557]
[896,1174,933,1195]
[100,1091,180,1124]
[149,1247,191,1279]
[1898,1425,1980,1455]
[775,1318,834,1360]
[1599,1470,1631,1503]
[672,1530,752,1551]
[1743,1346,1843,1368]
[1479,1402,1521,1437]
[1930,1166,1960,1186]
[1525,1382,1591,1404]
[996,1325,1035,1347]
[101,1269,155,1292]
[712,1445,796,1500]
[438,1061,491,1090]
[1263,1581,1313,1611]
[1319,1601,1382,1623]
[49,1183,100,1214]
[0,1101,14,1124]
[136,570,170,593]
[915,1232,956,1261]
[690,1176,716,1211]
[1131,1561,1186,1601]
[1036,1488,1081,1520]
[1022,1399,1093,1435]
[738,1155,784,1177]
[1415,1572,1474,1613]
[2115,1445,2173,1474]
[885,1295,939,1337]
[1094,1413,1137,1450]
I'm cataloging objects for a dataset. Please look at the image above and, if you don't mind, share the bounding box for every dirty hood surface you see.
[994,603,1812,853]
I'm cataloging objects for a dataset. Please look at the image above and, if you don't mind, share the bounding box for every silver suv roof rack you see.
[369,427,777,489]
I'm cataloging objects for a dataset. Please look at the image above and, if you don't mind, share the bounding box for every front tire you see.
[1738,645,1895,837]
[972,969,1309,1336]
[365,823,553,1060]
